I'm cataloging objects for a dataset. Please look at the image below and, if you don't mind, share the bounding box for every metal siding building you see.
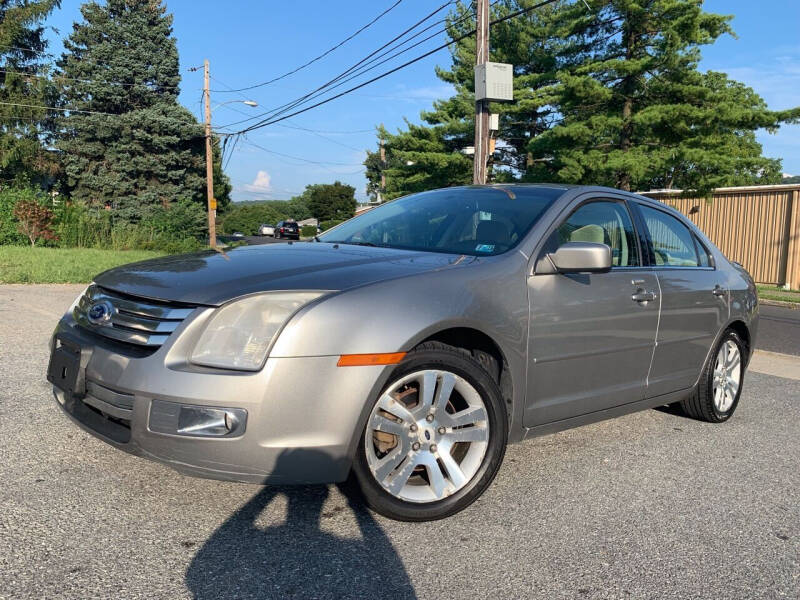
[639,185,800,290]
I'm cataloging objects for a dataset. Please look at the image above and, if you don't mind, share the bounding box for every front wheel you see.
[352,342,507,521]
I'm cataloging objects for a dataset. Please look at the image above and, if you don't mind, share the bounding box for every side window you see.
[639,204,700,267]
[546,200,640,267]
[694,236,711,267]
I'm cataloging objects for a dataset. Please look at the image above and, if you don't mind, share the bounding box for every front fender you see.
[269,254,531,442]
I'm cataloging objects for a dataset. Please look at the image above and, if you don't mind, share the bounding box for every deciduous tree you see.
[306,181,356,221]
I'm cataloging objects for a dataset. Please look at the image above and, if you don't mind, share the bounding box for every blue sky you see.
[45,1,800,201]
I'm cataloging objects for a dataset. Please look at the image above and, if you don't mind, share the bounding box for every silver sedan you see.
[47,185,758,520]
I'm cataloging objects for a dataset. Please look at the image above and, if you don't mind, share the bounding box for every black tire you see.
[680,329,746,423]
[352,341,508,521]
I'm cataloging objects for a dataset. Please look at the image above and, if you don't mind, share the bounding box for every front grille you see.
[74,285,197,348]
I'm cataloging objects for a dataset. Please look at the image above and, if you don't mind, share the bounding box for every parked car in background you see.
[231,232,245,239]
[46,185,758,521]
[259,224,275,237]
[275,220,300,240]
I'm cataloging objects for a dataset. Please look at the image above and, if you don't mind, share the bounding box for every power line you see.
[222,133,241,171]
[209,74,255,104]
[0,100,118,115]
[0,43,50,55]
[229,0,559,136]
[239,137,364,167]
[279,124,375,134]
[214,0,460,131]
[249,2,477,128]
[3,42,186,91]
[277,122,366,152]
[210,0,407,93]
[0,67,186,90]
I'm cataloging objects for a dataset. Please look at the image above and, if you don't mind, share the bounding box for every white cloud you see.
[703,48,800,172]
[242,170,271,192]
[705,44,800,111]
[356,83,456,103]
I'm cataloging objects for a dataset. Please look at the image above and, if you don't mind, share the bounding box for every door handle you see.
[712,286,726,297]
[631,290,657,303]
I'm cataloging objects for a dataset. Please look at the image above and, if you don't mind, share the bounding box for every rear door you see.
[632,201,729,397]
[525,197,660,426]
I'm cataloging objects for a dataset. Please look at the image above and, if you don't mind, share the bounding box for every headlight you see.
[190,292,326,371]
[68,284,91,317]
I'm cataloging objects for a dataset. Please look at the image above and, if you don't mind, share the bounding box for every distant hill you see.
[783,175,800,184]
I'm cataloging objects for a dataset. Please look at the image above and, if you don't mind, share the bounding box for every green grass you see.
[757,285,800,304]
[0,246,164,284]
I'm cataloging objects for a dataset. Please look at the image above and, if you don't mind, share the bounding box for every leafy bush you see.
[5,189,207,254]
[300,225,317,237]
[12,196,57,247]
[319,219,344,231]
[54,200,112,248]
[0,187,46,245]
[144,199,207,241]
[50,198,206,253]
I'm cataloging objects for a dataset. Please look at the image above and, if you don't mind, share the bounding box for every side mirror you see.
[549,242,612,274]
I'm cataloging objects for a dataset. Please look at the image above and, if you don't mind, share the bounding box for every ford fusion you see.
[47,185,758,521]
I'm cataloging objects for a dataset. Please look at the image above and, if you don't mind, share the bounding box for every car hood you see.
[94,242,476,305]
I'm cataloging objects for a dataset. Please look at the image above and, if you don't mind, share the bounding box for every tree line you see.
[1,0,360,249]
[0,0,236,249]
[365,0,800,200]
[218,181,357,236]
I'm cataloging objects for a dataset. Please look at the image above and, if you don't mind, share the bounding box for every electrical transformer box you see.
[475,62,513,102]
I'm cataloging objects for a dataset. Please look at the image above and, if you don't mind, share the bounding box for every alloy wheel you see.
[712,339,741,413]
[364,369,490,503]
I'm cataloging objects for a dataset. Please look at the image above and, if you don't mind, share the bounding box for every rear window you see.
[639,204,700,267]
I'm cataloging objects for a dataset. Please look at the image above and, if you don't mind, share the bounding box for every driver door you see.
[524,198,660,426]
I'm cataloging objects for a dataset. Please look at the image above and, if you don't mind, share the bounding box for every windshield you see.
[318,186,564,256]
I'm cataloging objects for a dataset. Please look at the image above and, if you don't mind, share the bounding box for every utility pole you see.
[203,59,217,248]
[379,135,386,203]
[473,0,490,185]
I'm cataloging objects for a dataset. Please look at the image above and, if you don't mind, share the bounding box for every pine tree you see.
[529,0,799,193]
[0,0,61,186]
[55,0,230,221]
[365,0,570,200]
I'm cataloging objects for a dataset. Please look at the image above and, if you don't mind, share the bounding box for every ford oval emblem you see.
[87,300,114,325]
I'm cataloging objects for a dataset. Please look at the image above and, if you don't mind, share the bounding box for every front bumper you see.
[49,314,386,485]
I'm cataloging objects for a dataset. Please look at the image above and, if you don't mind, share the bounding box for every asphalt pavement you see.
[757,304,800,356]
[0,285,798,599]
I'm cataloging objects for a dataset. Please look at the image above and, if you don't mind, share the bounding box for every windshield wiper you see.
[335,241,382,247]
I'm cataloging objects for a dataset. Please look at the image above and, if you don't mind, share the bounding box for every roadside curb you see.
[759,299,800,310]
[749,350,800,381]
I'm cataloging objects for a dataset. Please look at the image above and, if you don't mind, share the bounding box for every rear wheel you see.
[680,329,745,423]
[352,342,507,521]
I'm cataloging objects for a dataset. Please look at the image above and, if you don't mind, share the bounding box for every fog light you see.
[149,400,247,438]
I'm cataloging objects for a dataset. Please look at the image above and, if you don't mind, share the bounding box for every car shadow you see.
[185,450,417,600]
[652,403,687,418]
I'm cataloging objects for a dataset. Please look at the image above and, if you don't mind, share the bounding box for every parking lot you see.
[1,284,798,599]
